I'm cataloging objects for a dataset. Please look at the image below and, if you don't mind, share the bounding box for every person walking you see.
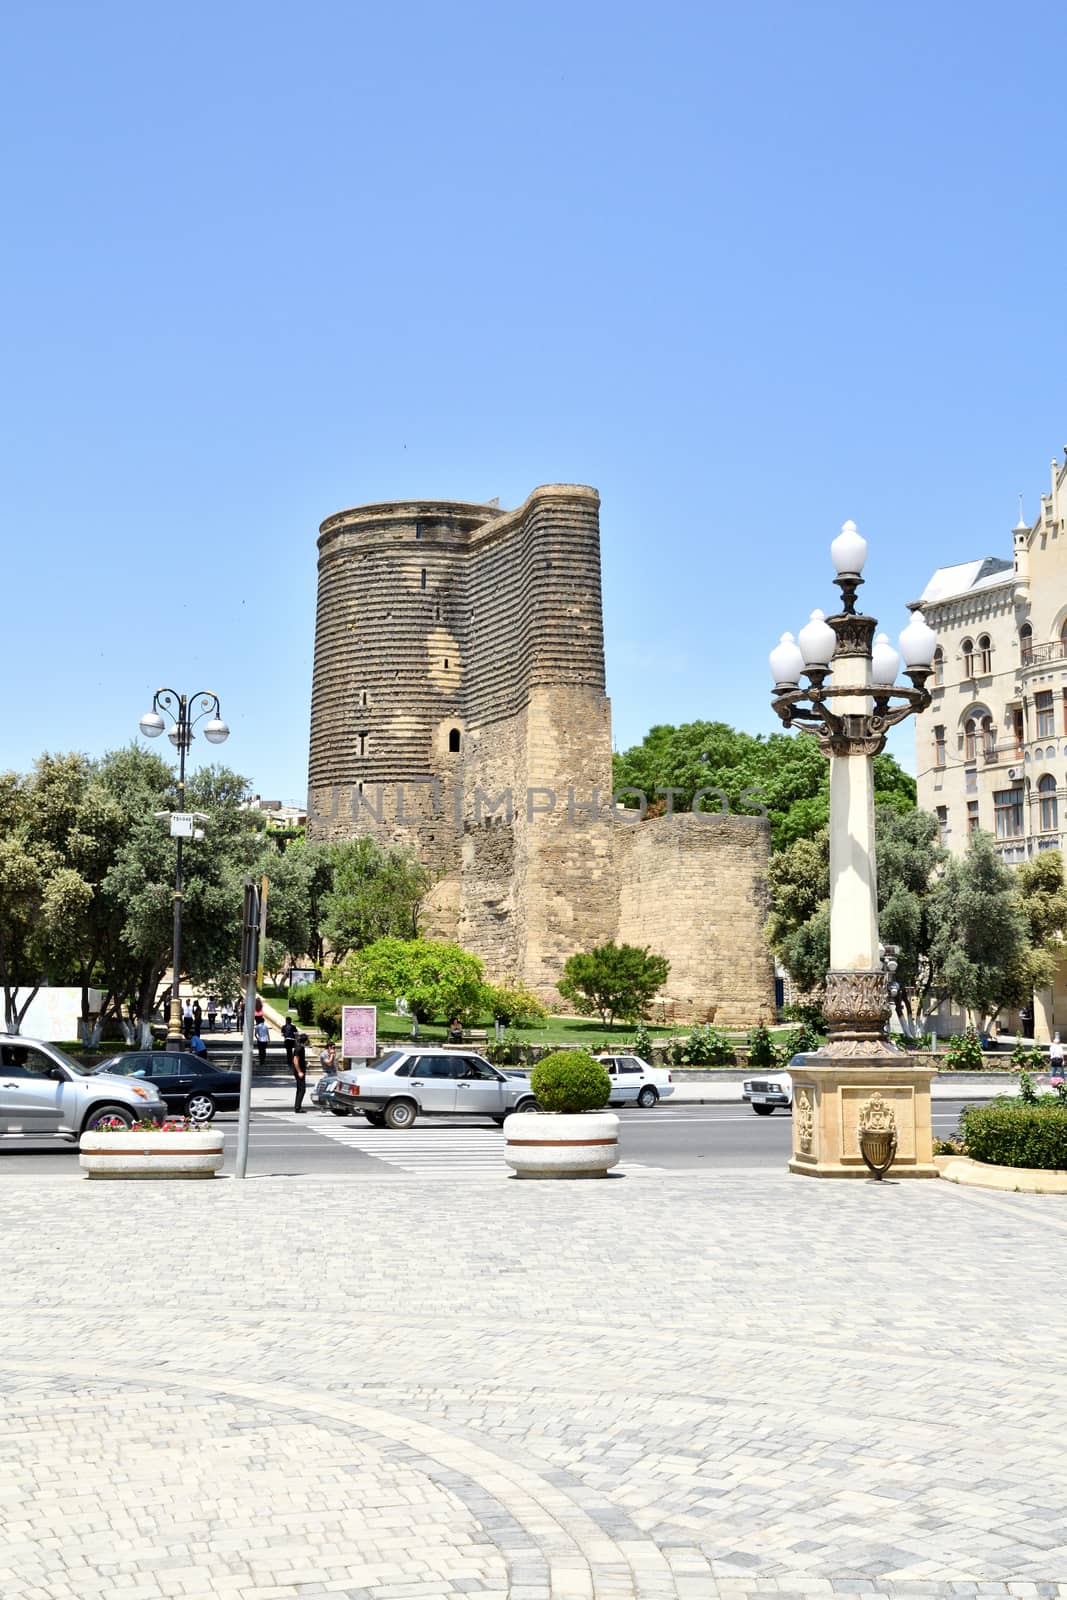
[192,999,203,1035]
[254,996,264,1025]
[281,1016,298,1069]
[254,1017,270,1068]
[1050,1032,1065,1077]
[207,997,217,1032]
[235,997,245,1032]
[319,1040,337,1078]
[292,1032,309,1113]
[181,999,194,1040]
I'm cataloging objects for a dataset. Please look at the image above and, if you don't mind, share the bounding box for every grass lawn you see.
[367,1007,793,1047]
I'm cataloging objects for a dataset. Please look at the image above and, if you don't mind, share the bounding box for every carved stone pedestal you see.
[788,1054,938,1180]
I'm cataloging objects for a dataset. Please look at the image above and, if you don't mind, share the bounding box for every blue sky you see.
[3,0,1066,799]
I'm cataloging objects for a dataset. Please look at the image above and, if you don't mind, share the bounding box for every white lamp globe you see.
[769,633,805,686]
[899,610,938,669]
[831,519,868,576]
[871,633,901,687]
[798,609,836,670]
[139,711,165,738]
[203,718,230,745]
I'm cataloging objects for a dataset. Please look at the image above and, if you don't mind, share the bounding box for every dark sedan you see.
[91,1051,242,1121]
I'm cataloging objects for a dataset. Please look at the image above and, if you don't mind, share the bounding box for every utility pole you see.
[235,878,261,1181]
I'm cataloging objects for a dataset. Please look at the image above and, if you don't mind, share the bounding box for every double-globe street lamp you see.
[768,522,940,1178]
[139,690,229,1051]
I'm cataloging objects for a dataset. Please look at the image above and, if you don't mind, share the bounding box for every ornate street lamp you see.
[139,690,229,1051]
[769,523,940,1179]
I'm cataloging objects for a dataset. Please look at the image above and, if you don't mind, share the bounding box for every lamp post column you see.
[823,609,889,1043]
[769,524,940,1177]
[140,689,229,1053]
[167,696,189,1053]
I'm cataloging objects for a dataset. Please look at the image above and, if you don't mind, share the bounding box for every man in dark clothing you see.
[292,1033,308,1113]
[281,1017,298,1069]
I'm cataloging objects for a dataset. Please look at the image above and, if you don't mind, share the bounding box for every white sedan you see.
[593,1054,675,1108]
[741,1069,794,1114]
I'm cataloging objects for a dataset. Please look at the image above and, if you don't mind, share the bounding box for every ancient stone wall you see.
[307,483,776,1025]
[615,813,776,1027]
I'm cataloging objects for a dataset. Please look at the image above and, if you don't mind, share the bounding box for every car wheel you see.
[329,1105,352,1117]
[491,1115,507,1126]
[515,1097,540,1114]
[364,1111,386,1127]
[753,1104,775,1116]
[81,1105,134,1140]
[187,1093,216,1122]
[384,1098,417,1129]
[637,1086,659,1108]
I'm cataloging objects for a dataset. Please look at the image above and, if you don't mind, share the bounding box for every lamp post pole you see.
[139,690,230,1052]
[769,523,941,1178]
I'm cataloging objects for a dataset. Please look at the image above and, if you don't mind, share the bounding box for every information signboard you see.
[342,1004,377,1063]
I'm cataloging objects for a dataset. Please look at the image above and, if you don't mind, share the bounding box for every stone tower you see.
[308,485,618,993]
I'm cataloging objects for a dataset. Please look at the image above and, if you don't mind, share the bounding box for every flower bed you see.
[79,1118,225,1180]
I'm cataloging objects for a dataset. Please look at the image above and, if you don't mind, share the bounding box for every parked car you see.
[0,1037,167,1144]
[91,1051,242,1121]
[327,1049,540,1128]
[741,1063,796,1114]
[593,1054,675,1108]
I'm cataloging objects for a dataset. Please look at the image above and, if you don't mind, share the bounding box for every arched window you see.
[961,637,975,677]
[933,646,944,686]
[933,725,946,767]
[1061,618,1067,659]
[448,728,461,753]
[1020,622,1033,665]
[977,634,992,674]
[981,714,996,758]
[1038,773,1058,833]
[964,716,978,762]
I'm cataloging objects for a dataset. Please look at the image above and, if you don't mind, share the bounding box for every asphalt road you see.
[0,1100,974,1179]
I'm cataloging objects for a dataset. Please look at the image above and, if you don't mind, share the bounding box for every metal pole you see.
[167,697,188,1052]
[235,879,259,1181]
[235,967,257,1180]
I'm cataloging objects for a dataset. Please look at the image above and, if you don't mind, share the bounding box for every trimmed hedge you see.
[960,1101,1067,1171]
[530,1050,611,1114]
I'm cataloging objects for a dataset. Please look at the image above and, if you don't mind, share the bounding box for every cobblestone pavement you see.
[2,1171,1067,1599]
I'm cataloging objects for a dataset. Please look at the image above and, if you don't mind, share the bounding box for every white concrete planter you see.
[502,1111,620,1179]
[79,1129,225,1180]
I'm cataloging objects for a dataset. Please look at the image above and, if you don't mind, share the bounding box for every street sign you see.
[169,813,195,838]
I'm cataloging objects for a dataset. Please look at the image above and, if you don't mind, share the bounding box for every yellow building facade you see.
[914,448,1067,1040]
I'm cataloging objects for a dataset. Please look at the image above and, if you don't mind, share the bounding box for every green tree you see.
[320,837,433,962]
[1015,850,1067,996]
[612,721,915,850]
[928,832,1032,1028]
[557,942,670,1027]
[339,937,486,1024]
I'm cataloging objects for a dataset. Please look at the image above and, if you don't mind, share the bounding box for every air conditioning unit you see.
[1007,767,1019,779]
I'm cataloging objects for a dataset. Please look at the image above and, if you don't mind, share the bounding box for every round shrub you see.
[944,1030,984,1071]
[960,1101,1067,1171]
[530,1050,611,1114]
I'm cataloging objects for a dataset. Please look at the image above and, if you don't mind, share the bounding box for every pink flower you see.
[1052,1077,1064,1089]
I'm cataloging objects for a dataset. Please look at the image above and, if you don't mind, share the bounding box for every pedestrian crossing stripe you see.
[267,1112,665,1176]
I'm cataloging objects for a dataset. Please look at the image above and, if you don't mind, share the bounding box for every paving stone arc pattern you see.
[2,1172,1067,1599]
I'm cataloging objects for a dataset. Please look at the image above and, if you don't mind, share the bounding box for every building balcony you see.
[1019,641,1067,669]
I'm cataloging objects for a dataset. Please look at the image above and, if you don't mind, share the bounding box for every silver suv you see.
[0,1038,167,1143]
[329,1049,539,1128]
